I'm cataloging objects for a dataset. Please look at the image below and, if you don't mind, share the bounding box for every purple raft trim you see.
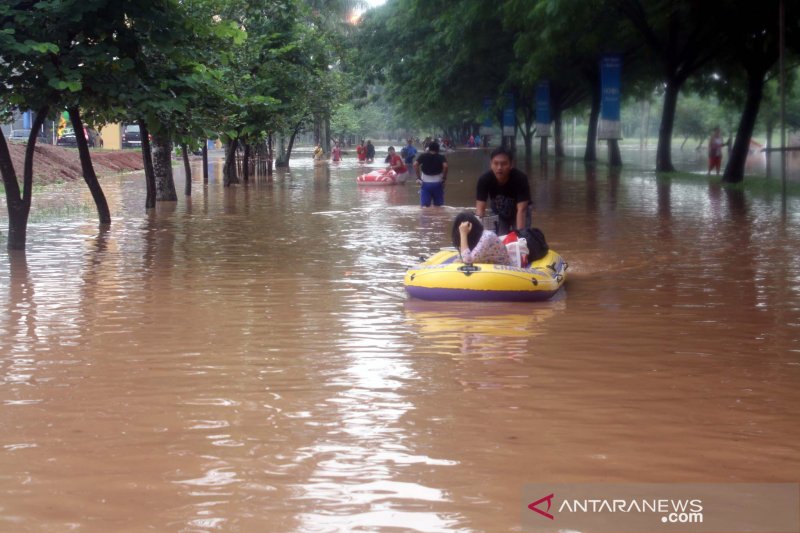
[405,285,560,302]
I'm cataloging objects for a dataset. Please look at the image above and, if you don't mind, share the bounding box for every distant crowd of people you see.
[308,133,550,267]
[307,123,739,269]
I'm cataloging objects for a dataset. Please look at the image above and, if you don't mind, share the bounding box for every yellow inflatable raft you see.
[404,248,567,302]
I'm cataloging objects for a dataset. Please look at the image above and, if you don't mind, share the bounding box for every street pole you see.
[779,0,786,193]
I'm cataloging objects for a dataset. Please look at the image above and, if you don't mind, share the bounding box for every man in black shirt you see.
[475,146,531,234]
[413,141,448,207]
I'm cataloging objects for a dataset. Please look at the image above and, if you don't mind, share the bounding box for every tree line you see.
[1,0,361,250]
[2,0,799,252]
[354,0,799,177]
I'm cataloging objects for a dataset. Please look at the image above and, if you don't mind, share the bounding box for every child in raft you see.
[451,212,510,265]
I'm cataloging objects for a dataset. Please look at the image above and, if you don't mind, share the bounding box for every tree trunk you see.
[723,70,765,184]
[313,114,321,145]
[283,123,302,167]
[0,132,27,250]
[0,108,47,250]
[181,143,191,196]
[152,132,177,200]
[539,137,548,161]
[520,103,535,168]
[584,79,601,163]
[608,139,622,166]
[765,120,773,178]
[553,106,565,158]
[680,136,689,150]
[267,135,273,176]
[521,127,534,169]
[202,143,209,185]
[223,139,239,186]
[324,111,331,155]
[242,143,250,183]
[656,80,680,171]
[69,108,111,223]
[139,120,157,209]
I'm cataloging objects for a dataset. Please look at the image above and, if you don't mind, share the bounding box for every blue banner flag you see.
[482,97,493,128]
[598,54,622,139]
[502,93,515,136]
[535,82,550,137]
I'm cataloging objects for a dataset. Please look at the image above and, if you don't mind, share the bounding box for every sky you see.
[352,0,386,23]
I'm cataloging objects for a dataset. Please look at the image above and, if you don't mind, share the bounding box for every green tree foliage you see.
[0,0,360,247]
[674,93,717,150]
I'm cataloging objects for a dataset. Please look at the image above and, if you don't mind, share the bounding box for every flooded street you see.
[1,147,799,532]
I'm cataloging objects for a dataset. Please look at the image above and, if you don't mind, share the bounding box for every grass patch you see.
[656,170,800,195]
[0,176,72,195]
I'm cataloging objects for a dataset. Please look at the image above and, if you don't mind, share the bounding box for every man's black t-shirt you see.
[416,152,447,175]
[476,168,531,223]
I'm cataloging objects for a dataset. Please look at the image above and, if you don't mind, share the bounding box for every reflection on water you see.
[404,299,560,361]
[0,148,798,532]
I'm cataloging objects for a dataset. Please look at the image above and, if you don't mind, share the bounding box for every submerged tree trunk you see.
[223,139,239,186]
[202,143,209,185]
[323,111,331,156]
[281,122,302,167]
[521,126,534,169]
[152,132,177,201]
[242,143,250,183]
[519,99,535,168]
[553,106,565,158]
[139,120,157,209]
[584,79,601,163]
[723,71,765,184]
[69,108,111,223]
[0,108,47,250]
[608,139,622,166]
[0,132,27,250]
[181,143,192,196]
[765,120,773,178]
[267,135,274,176]
[656,80,680,172]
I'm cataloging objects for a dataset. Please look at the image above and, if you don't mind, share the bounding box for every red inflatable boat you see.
[356,169,398,186]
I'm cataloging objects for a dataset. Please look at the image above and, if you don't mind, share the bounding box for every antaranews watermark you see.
[522,483,799,532]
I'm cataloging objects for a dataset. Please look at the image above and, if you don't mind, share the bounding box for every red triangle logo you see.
[528,493,555,520]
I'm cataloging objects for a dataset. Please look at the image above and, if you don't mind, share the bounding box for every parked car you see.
[56,127,97,147]
[57,128,78,147]
[122,124,141,148]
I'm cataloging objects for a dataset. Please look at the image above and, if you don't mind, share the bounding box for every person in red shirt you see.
[386,146,409,183]
[707,127,727,175]
[356,140,367,162]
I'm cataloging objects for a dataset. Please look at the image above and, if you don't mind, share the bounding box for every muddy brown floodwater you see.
[1,146,799,532]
